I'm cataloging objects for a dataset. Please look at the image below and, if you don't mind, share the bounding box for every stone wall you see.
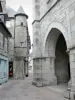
[33,0,75,99]
[33,0,75,82]
[40,0,75,52]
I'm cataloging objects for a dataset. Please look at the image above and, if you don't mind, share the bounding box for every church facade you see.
[33,0,75,99]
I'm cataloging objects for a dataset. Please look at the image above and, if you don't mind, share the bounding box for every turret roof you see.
[15,6,28,19]
[17,6,25,14]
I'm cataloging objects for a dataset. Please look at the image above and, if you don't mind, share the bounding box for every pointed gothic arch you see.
[42,22,71,85]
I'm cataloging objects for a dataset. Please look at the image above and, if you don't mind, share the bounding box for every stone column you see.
[66,51,72,90]
[68,79,72,90]
[49,57,57,85]
[41,57,57,86]
[32,0,41,87]
[69,49,75,99]
[32,57,57,87]
[13,57,25,79]
[32,58,42,87]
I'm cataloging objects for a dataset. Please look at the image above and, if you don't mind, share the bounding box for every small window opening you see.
[21,22,23,26]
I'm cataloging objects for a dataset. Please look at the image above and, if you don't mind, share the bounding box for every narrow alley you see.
[0,74,68,100]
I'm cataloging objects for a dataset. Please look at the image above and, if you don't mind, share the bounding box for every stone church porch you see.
[33,22,75,99]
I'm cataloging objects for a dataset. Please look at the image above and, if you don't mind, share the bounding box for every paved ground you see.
[0,74,68,100]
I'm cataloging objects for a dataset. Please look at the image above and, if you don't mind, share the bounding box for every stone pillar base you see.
[32,80,43,87]
[13,58,25,79]
[32,81,36,86]
[69,49,75,99]
[41,76,57,86]
[68,79,72,90]
[63,80,72,99]
[69,84,75,100]
[64,90,70,99]
[70,92,75,100]
[63,80,71,99]
[33,57,57,87]
[49,76,57,86]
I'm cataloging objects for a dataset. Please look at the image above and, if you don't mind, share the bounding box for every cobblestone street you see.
[0,74,68,100]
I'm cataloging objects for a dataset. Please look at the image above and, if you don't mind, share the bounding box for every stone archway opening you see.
[55,34,70,85]
[44,27,71,87]
[43,27,71,95]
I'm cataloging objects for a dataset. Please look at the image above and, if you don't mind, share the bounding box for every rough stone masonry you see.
[33,0,75,99]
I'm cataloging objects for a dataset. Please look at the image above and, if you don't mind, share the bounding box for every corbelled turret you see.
[15,6,28,19]
[13,6,30,79]
[14,6,28,48]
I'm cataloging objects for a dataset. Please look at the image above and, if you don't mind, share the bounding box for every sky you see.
[6,0,33,45]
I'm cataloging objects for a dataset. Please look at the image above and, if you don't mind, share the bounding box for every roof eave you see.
[0,21,12,37]
[15,13,28,19]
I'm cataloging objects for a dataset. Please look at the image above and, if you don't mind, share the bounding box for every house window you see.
[4,38,7,52]
[21,22,23,26]
[0,32,3,49]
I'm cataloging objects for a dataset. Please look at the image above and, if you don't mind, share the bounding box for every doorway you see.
[9,62,13,78]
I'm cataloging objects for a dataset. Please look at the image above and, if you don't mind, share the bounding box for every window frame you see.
[0,32,3,49]
[4,37,8,52]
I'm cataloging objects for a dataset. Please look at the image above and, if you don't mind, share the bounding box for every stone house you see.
[33,0,75,99]
[0,0,31,80]
[0,0,12,84]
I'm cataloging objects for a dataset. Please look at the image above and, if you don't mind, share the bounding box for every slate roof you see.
[6,6,16,18]
[17,6,25,14]
[15,6,28,19]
